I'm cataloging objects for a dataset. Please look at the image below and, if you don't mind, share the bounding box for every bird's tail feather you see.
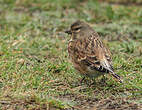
[101,61,123,83]
[110,71,123,83]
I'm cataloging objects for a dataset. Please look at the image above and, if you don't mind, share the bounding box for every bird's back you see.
[68,31,113,76]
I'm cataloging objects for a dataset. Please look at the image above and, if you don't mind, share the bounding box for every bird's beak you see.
[65,30,72,35]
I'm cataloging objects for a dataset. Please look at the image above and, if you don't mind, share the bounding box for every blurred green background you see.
[0,0,142,109]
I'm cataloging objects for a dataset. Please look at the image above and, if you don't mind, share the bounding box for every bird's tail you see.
[109,71,123,83]
[100,60,123,83]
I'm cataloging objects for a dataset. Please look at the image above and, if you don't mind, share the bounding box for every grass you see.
[0,0,142,109]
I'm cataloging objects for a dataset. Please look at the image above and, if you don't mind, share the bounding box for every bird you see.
[65,20,122,83]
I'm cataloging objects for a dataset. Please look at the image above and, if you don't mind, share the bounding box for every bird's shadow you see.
[73,76,120,90]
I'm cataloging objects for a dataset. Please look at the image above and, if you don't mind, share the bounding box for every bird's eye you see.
[73,27,81,31]
[74,27,80,30]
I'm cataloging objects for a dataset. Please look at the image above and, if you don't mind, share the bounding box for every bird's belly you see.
[85,66,105,78]
[72,59,106,78]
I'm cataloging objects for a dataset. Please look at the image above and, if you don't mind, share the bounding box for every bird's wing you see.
[75,32,122,82]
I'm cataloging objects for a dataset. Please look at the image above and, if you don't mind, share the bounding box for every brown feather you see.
[67,20,122,83]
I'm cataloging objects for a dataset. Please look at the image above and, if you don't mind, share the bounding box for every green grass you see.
[0,0,142,109]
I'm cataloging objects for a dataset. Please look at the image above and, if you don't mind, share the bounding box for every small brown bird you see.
[65,20,122,83]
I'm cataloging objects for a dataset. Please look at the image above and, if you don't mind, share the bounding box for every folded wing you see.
[74,32,122,83]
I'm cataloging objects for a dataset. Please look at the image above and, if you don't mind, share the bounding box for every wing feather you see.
[74,32,112,72]
[72,32,122,83]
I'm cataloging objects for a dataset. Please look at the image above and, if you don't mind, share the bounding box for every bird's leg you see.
[76,76,86,86]
[100,75,107,85]
[85,76,97,87]
[88,79,96,87]
[80,76,86,83]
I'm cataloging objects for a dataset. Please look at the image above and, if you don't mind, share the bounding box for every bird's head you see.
[65,20,93,39]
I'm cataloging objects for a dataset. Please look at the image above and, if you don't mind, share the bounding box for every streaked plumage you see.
[65,20,122,83]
